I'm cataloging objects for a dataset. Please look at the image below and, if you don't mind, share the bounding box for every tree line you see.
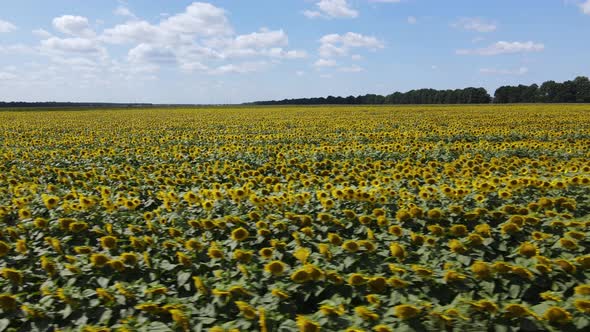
[494,76,590,103]
[251,76,590,105]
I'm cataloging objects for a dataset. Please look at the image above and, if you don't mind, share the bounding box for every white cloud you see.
[314,59,337,67]
[453,17,497,33]
[0,72,17,80]
[209,61,268,75]
[581,0,590,14]
[0,19,17,33]
[303,10,323,19]
[351,54,363,60]
[265,48,308,59]
[319,32,384,58]
[181,61,208,72]
[101,21,164,44]
[128,43,177,64]
[234,29,288,49]
[102,2,232,45]
[40,37,106,57]
[296,70,305,76]
[407,16,417,24]
[338,64,363,72]
[480,67,529,75]
[456,41,544,56]
[0,44,35,54]
[160,2,233,37]
[32,29,52,38]
[53,15,96,37]
[305,0,358,19]
[114,6,137,19]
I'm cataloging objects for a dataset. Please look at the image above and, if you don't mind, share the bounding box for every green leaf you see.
[574,317,590,330]
[62,305,72,319]
[97,277,110,288]
[508,284,521,298]
[147,321,173,332]
[0,319,9,332]
[178,271,192,287]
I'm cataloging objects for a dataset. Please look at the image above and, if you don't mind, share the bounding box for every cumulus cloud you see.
[209,61,268,75]
[304,0,358,19]
[40,37,106,56]
[480,67,529,75]
[114,6,137,19]
[581,0,590,14]
[0,72,17,80]
[456,41,544,56]
[53,15,96,37]
[160,2,233,37]
[128,43,177,64]
[0,19,17,33]
[314,59,337,67]
[338,64,363,72]
[0,44,35,54]
[100,3,305,74]
[101,21,165,44]
[319,32,384,58]
[453,17,497,33]
[32,29,52,38]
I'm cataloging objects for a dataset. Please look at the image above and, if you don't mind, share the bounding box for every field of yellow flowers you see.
[0,104,589,332]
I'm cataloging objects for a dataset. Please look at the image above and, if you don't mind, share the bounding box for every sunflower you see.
[1,268,23,284]
[373,325,393,332]
[291,269,310,283]
[554,259,576,273]
[100,236,117,250]
[354,306,379,320]
[559,238,578,250]
[271,288,289,300]
[231,227,250,242]
[444,270,466,283]
[518,242,537,257]
[469,299,498,313]
[173,252,190,266]
[0,294,17,311]
[207,244,224,259]
[342,240,359,253]
[389,243,406,260]
[348,273,366,286]
[574,284,590,295]
[503,304,537,319]
[293,247,311,263]
[90,253,109,267]
[471,261,492,279]
[574,300,590,314]
[295,315,320,332]
[319,304,345,316]
[448,239,466,254]
[42,194,60,209]
[264,261,287,276]
[449,224,468,237]
[69,221,88,233]
[368,276,387,293]
[393,304,421,320]
[235,301,257,320]
[543,307,571,324]
[0,241,10,257]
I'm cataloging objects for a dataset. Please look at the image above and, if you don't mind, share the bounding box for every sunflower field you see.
[0,105,589,332]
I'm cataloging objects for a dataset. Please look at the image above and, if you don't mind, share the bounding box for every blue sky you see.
[0,0,589,103]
